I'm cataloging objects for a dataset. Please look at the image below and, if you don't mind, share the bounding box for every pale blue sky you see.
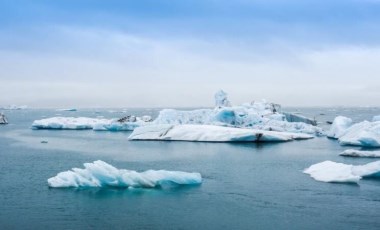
[1,0,380,107]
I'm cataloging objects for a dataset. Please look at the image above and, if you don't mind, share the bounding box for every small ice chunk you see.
[340,149,380,158]
[304,160,380,183]
[47,160,202,188]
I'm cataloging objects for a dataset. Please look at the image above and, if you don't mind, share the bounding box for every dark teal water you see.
[1,108,380,230]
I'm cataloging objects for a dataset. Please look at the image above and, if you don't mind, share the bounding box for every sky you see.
[1,0,380,108]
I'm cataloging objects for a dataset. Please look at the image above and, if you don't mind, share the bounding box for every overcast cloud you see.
[1,0,380,107]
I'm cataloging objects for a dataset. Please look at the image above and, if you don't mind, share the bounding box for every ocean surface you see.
[1,107,380,230]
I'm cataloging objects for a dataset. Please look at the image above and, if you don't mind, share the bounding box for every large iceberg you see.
[32,116,150,131]
[48,160,202,188]
[304,160,380,183]
[327,116,380,147]
[152,106,323,136]
[340,149,380,158]
[128,124,313,142]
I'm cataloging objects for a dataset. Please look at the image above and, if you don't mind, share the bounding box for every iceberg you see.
[152,107,323,136]
[0,113,8,124]
[326,116,353,138]
[56,108,77,112]
[304,160,380,183]
[338,121,380,147]
[47,160,202,188]
[340,149,380,158]
[150,90,323,136]
[327,116,380,147]
[215,90,231,107]
[373,115,380,122]
[32,116,149,131]
[128,124,313,142]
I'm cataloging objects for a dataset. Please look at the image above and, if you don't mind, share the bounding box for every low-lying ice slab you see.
[340,149,380,158]
[128,124,313,142]
[304,160,380,183]
[48,160,202,188]
[327,116,380,147]
[32,116,148,131]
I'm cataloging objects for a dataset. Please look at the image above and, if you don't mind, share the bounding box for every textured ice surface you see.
[340,149,380,158]
[304,160,380,183]
[48,160,202,188]
[128,124,313,142]
[328,116,380,147]
[153,107,323,136]
[327,116,353,138]
[338,121,380,147]
[32,117,148,131]
[214,90,231,107]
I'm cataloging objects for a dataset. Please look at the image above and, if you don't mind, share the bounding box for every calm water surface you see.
[1,107,380,230]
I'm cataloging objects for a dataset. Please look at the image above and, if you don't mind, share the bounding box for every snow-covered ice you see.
[48,160,202,188]
[340,149,380,158]
[128,124,313,142]
[304,160,380,183]
[327,116,380,147]
[326,116,352,138]
[32,117,149,131]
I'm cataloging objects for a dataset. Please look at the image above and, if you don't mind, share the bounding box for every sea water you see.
[0,107,380,229]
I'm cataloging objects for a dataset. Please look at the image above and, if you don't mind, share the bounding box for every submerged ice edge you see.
[303,160,380,183]
[47,160,202,188]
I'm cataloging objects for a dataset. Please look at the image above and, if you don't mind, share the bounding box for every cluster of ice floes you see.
[32,116,151,131]
[327,116,380,147]
[48,160,202,188]
[340,149,380,158]
[128,124,313,142]
[304,161,380,183]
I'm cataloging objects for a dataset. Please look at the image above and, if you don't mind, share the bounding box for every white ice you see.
[128,124,313,142]
[373,115,380,122]
[32,117,148,131]
[153,106,323,136]
[47,160,202,188]
[328,116,380,147]
[304,160,380,183]
[340,149,380,158]
[326,116,352,138]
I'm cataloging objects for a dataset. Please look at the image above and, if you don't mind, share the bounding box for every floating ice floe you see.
[328,116,380,147]
[32,116,151,131]
[373,115,380,122]
[0,113,8,124]
[0,105,28,110]
[326,116,353,138]
[128,124,313,142]
[340,149,380,158]
[56,108,77,112]
[47,160,202,188]
[152,91,323,136]
[304,160,380,183]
